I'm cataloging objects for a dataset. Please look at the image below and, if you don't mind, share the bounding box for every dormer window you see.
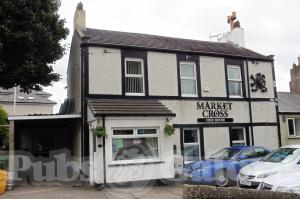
[125,58,145,96]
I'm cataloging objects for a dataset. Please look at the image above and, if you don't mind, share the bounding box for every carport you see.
[8,114,82,184]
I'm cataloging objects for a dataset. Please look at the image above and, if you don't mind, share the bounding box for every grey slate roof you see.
[88,99,175,117]
[278,92,300,113]
[0,88,56,104]
[83,28,272,61]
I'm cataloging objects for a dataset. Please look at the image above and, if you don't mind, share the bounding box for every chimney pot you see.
[298,56,300,65]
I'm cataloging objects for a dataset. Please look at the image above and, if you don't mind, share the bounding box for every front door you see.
[183,128,201,164]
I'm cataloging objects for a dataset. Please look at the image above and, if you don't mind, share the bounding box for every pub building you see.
[67,3,280,186]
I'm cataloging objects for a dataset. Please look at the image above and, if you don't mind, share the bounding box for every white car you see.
[238,145,300,188]
[258,171,300,193]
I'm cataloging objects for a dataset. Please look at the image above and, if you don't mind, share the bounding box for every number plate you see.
[240,180,251,186]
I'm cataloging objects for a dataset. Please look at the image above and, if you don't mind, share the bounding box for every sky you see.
[44,0,300,113]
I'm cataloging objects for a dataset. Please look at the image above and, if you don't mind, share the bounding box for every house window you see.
[112,128,159,161]
[287,118,300,136]
[180,62,198,97]
[125,58,145,96]
[183,128,200,163]
[227,65,243,97]
[231,127,246,146]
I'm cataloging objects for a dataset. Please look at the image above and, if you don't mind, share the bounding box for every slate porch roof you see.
[88,99,175,117]
[0,88,56,105]
[278,92,300,114]
[82,28,272,61]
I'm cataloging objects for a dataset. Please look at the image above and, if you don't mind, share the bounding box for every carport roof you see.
[8,114,81,121]
[88,99,176,117]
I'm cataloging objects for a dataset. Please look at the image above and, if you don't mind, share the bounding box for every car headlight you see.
[257,171,278,179]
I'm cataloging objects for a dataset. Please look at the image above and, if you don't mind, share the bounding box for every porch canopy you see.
[88,99,176,117]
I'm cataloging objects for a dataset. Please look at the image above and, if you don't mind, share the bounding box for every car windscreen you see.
[209,148,240,160]
[261,148,300,163]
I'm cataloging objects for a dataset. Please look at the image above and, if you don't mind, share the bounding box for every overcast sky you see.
[44,0,300,113]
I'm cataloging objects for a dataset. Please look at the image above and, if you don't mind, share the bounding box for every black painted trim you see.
[176,54,201,98]
[245,126,250,145]
[270,58,282,147]
[121,50,149,97]
[279,112,300,115]
[180,128,184,157]
[199,126,205,159]
[94,113,176,117]
[81,43,273,62]
[229,126,233,147]
[224,58,246,98]
[108,161,165,167]
[173,123,277,128]
[245,60,255,145]
[86,94,275,102]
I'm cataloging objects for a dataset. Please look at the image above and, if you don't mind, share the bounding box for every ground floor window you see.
[231,127,246,146]
[287,118,300,136]
[111,128,159,161]
[183,128,200,163]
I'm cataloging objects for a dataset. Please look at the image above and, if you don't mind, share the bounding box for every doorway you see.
[182,128,201,164]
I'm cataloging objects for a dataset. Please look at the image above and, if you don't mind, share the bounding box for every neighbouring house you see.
[278,57,300,145]
[66,3,280,186]
[0,87,56,115]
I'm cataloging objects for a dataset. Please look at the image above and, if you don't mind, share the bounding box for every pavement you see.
[1,185,183,199]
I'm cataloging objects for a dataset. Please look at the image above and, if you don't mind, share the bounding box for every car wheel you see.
[215,169,229,187]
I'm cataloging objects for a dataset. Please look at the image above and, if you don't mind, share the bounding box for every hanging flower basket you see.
[164,123,175,136]
[93,126,107,138]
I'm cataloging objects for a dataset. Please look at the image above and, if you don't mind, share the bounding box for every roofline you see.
[279,112,300,115]
[0,101,56,105]
[8,114,81,121]
[81,42,273,62]
[93,113,176,117]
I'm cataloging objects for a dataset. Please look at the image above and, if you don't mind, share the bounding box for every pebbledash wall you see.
[84,47,280,184]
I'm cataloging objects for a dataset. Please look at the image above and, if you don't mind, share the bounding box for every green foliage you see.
[0,107,8,137]
[164,123,175,136]
[93,127,107,138]
[0,0,69,92]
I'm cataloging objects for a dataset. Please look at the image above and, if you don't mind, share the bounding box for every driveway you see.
[1,185,183,199]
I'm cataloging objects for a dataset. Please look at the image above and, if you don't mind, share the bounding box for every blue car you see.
[183,146,270,186]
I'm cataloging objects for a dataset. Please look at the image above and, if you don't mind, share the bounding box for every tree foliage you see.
[0,0,69,92]
[0,107,8,137]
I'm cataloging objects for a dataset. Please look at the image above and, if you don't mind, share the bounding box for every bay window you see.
[112,128,159,161]
[180,62,198,97]
[227,65,243,97]
[125,58,145,96]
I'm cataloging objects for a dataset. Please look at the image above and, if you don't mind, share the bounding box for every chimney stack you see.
[290,57,300,94]
[218,12,245,47]
[74,2,86,31]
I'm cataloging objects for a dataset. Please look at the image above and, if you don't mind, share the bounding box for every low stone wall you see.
[182,185,300,199]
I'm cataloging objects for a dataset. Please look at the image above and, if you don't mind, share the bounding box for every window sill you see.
[125,93,145,96]
[288,136,300,139]
[108,160,165,167]
[229,95,244,98]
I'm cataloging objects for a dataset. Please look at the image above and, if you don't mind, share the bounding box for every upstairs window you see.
[180,62,198,97]
[125,58,145,96]
[287,118,300,136]
[227,65,243,97]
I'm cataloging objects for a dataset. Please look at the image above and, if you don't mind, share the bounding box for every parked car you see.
[258,171,300,193]
[238,145,300,188]
[183,146,270,186]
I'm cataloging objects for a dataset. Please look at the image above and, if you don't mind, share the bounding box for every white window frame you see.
[287,118,299,137]
[111,127,160,164]
[125,58,145,96]
[227,65,243,98]
[231,127,246,146]
[183,128,201,163]
[180,61,198,97]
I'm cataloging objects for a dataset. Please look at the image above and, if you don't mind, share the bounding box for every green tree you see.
[0,107,8,137]
[0,0,69,92]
